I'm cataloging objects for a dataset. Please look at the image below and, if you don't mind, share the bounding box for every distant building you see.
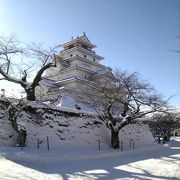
[36,33,112,109]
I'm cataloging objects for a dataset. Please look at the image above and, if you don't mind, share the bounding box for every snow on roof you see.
[94,67,112,76]
[41,78,57,87]
[60,33,96,48]
[54,76,76,84]
[29,100,97,117]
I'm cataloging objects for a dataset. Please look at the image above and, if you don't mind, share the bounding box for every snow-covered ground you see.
[0,137,179,180]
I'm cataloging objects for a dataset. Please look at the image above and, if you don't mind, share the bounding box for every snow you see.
[3,103,153,151]
[54,95,95,112]
[0,80,25,99]
[41,95,96,113]
[0,99,155,151]
[0,137,179,179]
[0,99,179,179]
[54,76,76,84]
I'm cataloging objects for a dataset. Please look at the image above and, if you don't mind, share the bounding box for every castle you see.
[37,33,112,109]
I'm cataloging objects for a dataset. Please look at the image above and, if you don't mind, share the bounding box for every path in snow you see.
[0,137,180,180]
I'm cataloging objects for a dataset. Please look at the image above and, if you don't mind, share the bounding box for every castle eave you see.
[60,47,104,60]
[60,38,96,49]
[60,65,96,74]
[54,76,76,85]
[64,56,106,68]
[54,76,97,86]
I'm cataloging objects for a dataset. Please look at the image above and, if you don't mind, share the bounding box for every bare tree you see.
[0,97,27,147]
[148,112,180,140]
[79,69,169,149]
[0,35,59,101]
[5,98,25,132]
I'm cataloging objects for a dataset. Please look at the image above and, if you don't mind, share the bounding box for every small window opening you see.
[75,104,81,110]
[84,55,86,58]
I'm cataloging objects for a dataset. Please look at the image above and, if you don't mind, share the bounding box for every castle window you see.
[93,59,96,62]
[70,54,73,57]
[84,55,86,58]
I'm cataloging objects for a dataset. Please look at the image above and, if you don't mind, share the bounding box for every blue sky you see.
[0,0,179,107]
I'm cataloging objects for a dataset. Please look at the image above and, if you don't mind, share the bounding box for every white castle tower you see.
[37,33,112,109]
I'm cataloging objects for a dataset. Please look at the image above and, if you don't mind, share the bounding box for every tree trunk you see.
[16,129,27,147]
[25,87,36,101]
[7,103,27,147]
[111,129,119,149]
[8,107,19,132]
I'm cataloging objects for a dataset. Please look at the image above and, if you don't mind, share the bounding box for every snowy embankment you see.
[2,98,176,179]
[0,100,154,150]
[0,138,179,180]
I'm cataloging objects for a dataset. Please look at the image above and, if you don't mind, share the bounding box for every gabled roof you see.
[93,67,113,76]
[92,67,116,80]
[79,32,91,43]
[60,33,96,48]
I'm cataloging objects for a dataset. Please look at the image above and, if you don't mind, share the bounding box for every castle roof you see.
[60,56,105,68]
[41,78,58,87]
[60,33,96,49]
[94,67,112,76]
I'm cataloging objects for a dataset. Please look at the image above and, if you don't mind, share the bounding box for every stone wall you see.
[0,99,154,150]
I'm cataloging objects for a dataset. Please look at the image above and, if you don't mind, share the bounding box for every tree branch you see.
[0,67,26,88]
[32,54,57,88]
